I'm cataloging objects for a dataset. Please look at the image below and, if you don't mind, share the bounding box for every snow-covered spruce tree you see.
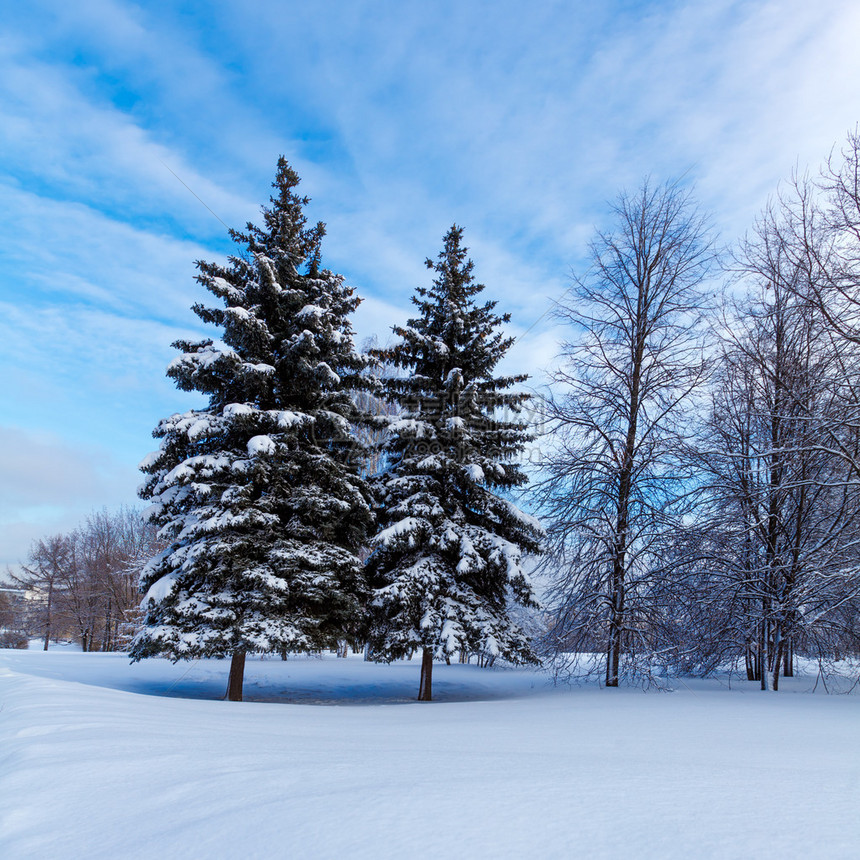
[367,226,543,701]
[132,159,373,701]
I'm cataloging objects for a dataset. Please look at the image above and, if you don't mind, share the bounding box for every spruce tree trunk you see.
[418,648,433,701]
[227,650,246,701]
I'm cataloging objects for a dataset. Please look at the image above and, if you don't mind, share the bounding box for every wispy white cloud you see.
[2,0,860,549]
[0,183,218,318]
[0,300,206,459]
[0,48,258,237]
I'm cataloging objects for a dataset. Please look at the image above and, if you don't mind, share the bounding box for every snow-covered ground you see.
[1,650,858,859]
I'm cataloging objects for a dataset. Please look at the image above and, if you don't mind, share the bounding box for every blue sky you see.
[2,0,859,568]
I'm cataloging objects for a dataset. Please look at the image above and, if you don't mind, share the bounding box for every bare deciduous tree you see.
[688,153,860,688]
[13,534,69,650]
[535,179,715,686]
[10,508,161,651]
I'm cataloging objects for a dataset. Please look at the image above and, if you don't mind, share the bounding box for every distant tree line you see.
[5,508,161,651]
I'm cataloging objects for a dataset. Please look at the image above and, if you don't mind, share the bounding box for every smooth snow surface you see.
[1,650,858,859]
